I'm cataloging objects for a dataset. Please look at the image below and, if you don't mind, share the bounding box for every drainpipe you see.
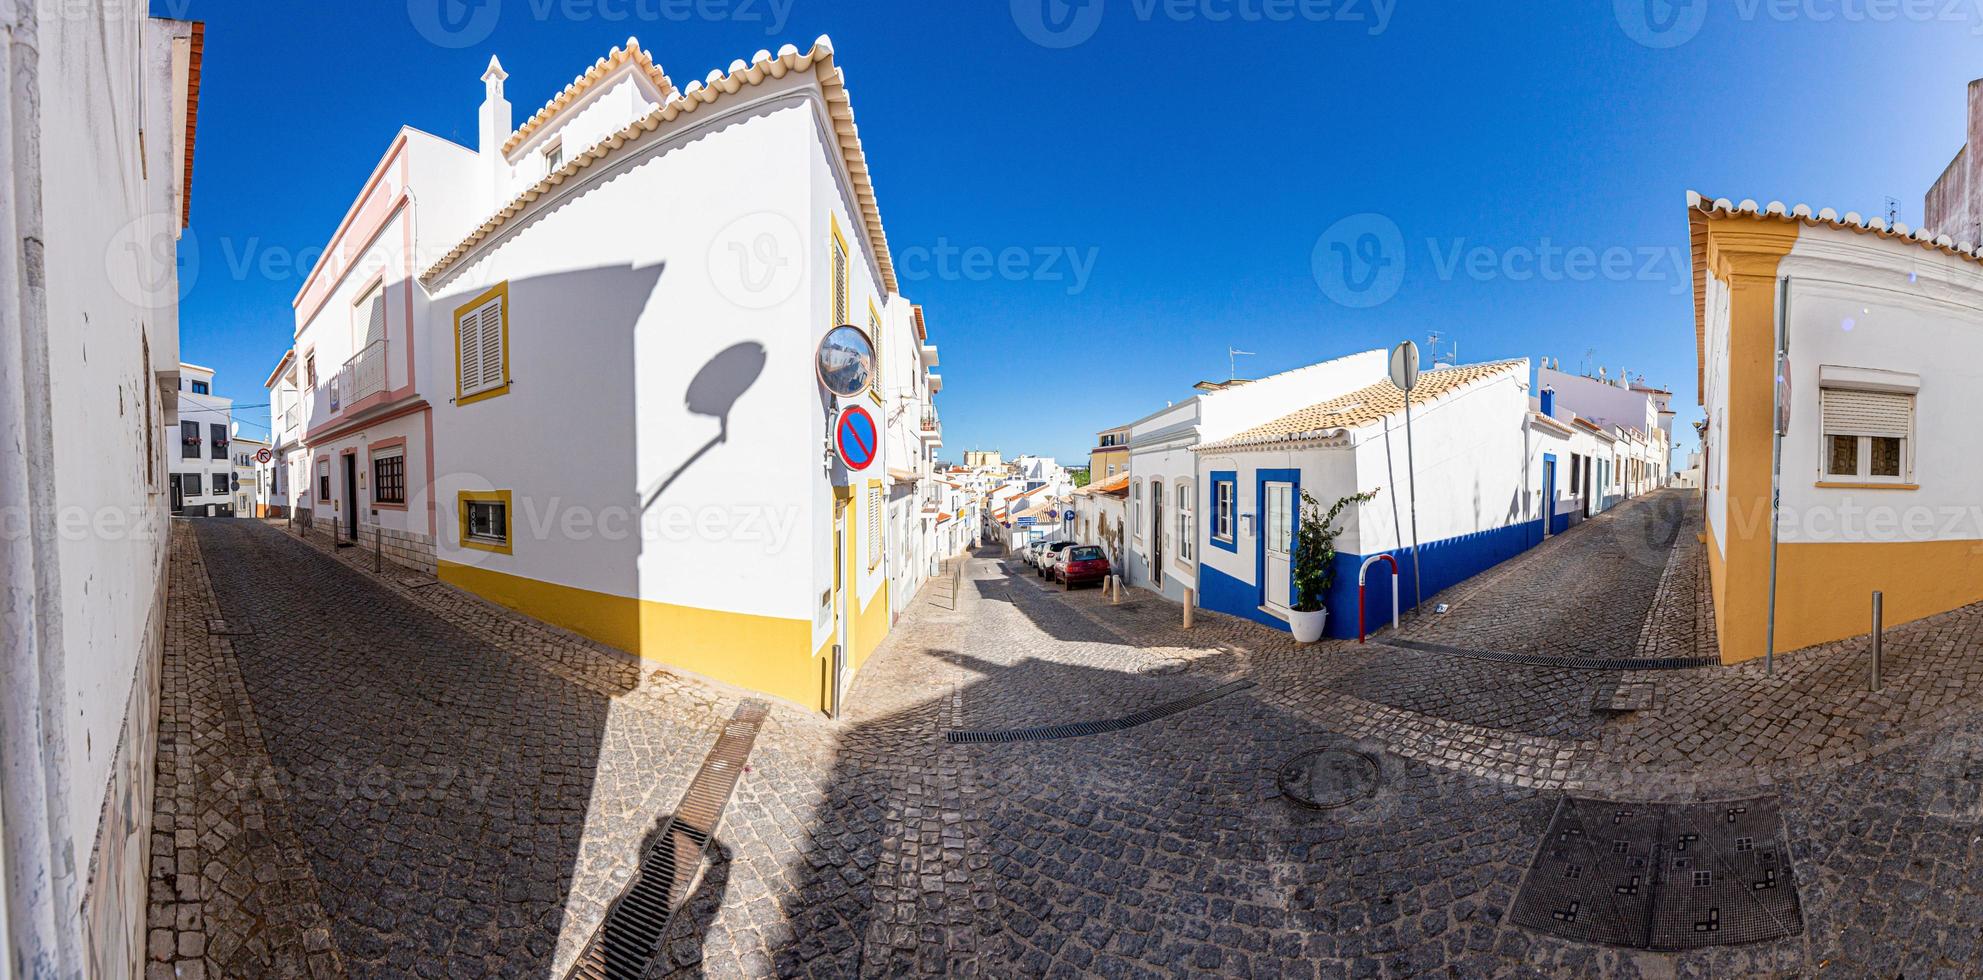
[0,0,87,968]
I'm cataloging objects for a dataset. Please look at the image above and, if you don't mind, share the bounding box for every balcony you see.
[920,344,939,367]
[326,339,389,416]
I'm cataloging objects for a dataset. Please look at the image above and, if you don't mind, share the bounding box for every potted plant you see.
[1288,488,1379,643]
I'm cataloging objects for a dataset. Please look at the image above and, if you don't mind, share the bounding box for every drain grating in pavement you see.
[566,699,770,980]
[1383,638,1720,671]
[1511,795,1803,951]
[945,679,1255,744]
[1277,749,1380,809]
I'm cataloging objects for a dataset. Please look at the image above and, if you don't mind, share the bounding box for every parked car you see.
[1054,544,1110,589]
[1036,541,1075,577]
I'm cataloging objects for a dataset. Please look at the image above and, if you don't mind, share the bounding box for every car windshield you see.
[1069,546,1103,561]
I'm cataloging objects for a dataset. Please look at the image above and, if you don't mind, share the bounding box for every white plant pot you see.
[1289,607,1328,643]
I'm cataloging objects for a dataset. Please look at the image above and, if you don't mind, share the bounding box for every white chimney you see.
[478,55,512,205]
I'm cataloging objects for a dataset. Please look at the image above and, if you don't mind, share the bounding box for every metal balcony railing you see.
[329,339,388,414]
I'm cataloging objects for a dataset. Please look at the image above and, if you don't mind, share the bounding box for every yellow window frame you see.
[829,214,850,328]
[454,280,511,406]
[868,299,883,404]
[867,479,883,570]
[457,488,514,554]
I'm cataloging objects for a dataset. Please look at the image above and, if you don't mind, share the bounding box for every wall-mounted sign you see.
[833,405,878,472]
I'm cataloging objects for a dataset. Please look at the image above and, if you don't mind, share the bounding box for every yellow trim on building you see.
[867,479,883,570]
[456,489,514,555]
[829,212,850,328]
[437,559,827,710]
[1813,481,1919,491]
[454,280,512,406]
[1695,212,1799,663]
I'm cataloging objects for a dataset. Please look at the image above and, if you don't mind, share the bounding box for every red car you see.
[1053,544,1111,589]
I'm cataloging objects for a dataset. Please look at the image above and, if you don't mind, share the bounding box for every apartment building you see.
[1,8,203,976]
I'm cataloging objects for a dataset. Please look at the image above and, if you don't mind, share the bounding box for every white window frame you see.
[542,139,563,172]
[1131,480,1143,543]
[1176,481,1194,564]
[466,499,507,543]
[1818,382,1915,485]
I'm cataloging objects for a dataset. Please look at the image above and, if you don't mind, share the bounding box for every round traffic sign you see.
[1388,340,1420,392]
[254,447,273,463]
[834,405,878,471]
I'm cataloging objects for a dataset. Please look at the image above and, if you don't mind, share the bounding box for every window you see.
[1177,483,1194,563]
[180,420,199,459]
[1213,480,1235,542]
[830,219,850,327]
[455,282,509,403]
[305,353,317,388]
[356,278,386,349]
[459,490,513,554]
[210,423,228,460]
[190,380,209,394]
[184,473,203,496]
[1821,387,1913,483]
[542,140,563,172]
[1570,453,1582,494]
[318,461,330,501]
[867,482,883,569]
[372,447,405,505]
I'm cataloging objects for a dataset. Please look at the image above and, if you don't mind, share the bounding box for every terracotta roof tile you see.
[502,38,676,156]
[1195,360,1524,453]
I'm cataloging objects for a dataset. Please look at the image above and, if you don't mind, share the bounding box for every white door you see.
[1263,481,1294,612]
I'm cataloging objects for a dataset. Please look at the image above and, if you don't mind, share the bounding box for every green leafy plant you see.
[1290,488,1380,613]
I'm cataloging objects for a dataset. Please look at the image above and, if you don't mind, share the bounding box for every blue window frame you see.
[1208,470,1238,553]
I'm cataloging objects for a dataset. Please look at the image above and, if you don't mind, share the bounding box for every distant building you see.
[230,435,270,517]
[1089,424,1130,481]
[1925,77,1983,245]
[963,449,1003,468]
[168,362,237,517]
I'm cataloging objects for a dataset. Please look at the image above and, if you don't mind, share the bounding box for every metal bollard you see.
[373,514,383,572]
[1870,591,1884,692]
[1183,587,1195,629]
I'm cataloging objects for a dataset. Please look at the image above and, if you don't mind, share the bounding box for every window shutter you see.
[459,304,484,392]
[1821,388,1910,438]
[364,285,387,346]
[478,299,505,390]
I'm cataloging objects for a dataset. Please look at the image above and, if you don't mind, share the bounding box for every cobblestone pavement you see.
[1404,490,1707,663]
[156,516,1983,976]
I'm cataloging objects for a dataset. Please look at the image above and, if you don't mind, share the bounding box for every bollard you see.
[1183,587,1195,629]
[1870,591,1884,693]
[373,514,383,572]
[332,514,339,546]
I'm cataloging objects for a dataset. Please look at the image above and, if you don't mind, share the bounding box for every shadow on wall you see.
[643,341,767,508]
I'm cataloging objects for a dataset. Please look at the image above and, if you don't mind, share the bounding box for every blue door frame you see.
[1255,468,1300,611]
[1541,453,1563,536]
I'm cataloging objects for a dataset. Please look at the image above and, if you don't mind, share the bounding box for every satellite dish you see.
[815,324,875,398]
[231,421,241,437]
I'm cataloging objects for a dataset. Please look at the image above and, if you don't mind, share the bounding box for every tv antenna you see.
[1885,196,1900,228]
[1426,331,1458,366]
[1227,346,1255,381]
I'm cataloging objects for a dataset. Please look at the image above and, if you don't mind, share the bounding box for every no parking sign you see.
[833,405,877,472]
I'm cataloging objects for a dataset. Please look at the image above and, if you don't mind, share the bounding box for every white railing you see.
[280,401,299,433]
[330,339,388,414]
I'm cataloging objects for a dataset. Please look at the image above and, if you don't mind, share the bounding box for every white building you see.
[1123,349,1387,604]
[1,8,203,976]
[1191,361,1534,636]
[230,435,270,517]
[1535,360,1675,498]
[265,36,946,714]
[168,362,238,517]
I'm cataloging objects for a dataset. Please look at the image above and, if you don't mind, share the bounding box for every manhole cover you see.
[1511,795,1803,950]
[1277,749,1379,809]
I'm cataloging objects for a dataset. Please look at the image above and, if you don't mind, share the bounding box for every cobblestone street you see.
[152,513,1983,977]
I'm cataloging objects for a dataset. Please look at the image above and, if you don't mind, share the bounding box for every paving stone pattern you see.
[154,515,1983,976]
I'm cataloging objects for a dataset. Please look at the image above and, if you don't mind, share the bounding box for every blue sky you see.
[165,0,1980,464]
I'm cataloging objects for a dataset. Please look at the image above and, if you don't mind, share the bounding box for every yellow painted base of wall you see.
[438,560,827,710]
[1703,526,1983,661]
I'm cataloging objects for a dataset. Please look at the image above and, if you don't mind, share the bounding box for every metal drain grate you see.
[1277,749,1380,809]
[1383,638,1720,671]
[945,679,1253,744]
[566,699,769,980]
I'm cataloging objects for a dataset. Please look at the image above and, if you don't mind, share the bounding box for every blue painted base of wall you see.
[1199,518,1547,639]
